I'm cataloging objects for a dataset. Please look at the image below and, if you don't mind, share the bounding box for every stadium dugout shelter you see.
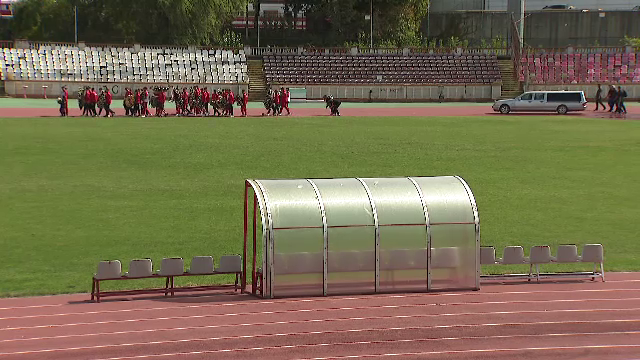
[242,176,480,298]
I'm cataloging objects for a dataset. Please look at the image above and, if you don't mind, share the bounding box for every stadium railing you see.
[90,255,242,302]
[480,244,605,282]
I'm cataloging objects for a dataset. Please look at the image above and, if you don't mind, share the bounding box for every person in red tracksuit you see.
[156,90,166,117]
[141,87,151,117]
[273,90,281,117]
[104,88,115,117]
[280,87,290,115]
[90,88,98,116]
[203,87,210,116]
[182,88,189,115]
[227,89,235,117]
[83,88,92,116]
[134,89,142,117]
[241,90,248,117]
[193,86,201,115]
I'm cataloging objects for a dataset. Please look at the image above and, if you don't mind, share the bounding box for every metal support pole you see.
[245,2,249,41]
[370,0,373,48]
[257,4,261,48]
[74,6,78,44]
[426,2,430,40]
[519,0,525,49]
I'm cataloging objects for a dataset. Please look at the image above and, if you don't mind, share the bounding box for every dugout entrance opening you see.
[242,176,480,298]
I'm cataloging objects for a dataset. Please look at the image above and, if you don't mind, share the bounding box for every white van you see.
[493,91,587,115]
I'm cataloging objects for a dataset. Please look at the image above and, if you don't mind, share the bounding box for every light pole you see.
[370,0,373,48]
[74,6,78,43]
[426,1,430,40]
[245,1,249,41]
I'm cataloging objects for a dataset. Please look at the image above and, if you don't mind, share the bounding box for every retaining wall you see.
[272,84,502,102]
[3,80,249,99]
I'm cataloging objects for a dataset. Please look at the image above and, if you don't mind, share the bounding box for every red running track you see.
[1,105,638,119]
[1,273,640,360]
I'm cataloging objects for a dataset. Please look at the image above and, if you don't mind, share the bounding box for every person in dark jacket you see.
[323,95,341,116]
[607,85,618,112]
[616,86,627,114]
[594,84,606,111]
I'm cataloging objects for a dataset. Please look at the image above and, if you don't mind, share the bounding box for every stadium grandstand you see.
[2,41,640,102]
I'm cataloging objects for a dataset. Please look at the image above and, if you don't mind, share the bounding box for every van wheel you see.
[557,105,568,115]
[499,104,511,114]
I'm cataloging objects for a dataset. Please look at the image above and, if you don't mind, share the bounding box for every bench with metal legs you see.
[480,244,605,282]
[91,255,243,302]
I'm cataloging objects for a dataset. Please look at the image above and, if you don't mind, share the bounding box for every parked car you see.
[542,4,576,10]
[633,5,640,11]
[492,91,587,115]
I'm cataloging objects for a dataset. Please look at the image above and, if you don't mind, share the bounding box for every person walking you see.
[616,86,627,114]
[241,90,248,117]
[607,85,618,112]
[594,84,606,111]
[104,88,116,117]
[60,86,69,116]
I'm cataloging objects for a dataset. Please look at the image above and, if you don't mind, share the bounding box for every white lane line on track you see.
[3,327,640,356]
[3,295,640,321]
[4,317,639,344]
[2,306,640,332]
[299,344,640,360]
[0,316,640,343]
[2,284,640,312]
[57,331,640,360]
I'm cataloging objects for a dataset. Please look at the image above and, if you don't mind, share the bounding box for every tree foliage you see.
[283,0,429,47]
[622,36,640,47]
[8,0,245,45]
[4,0,433,47]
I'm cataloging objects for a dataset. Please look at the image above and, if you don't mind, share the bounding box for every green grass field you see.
[1,114,639,297]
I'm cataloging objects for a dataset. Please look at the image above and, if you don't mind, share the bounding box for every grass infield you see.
[0,115,638,297]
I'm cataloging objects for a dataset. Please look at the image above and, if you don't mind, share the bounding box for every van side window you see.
[534,93,545,101]
[520,93,532,100]
[547,92,581,102]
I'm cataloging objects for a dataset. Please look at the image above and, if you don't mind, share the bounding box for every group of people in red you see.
[58,85,254,118]
[123,87,158,117]
[264,87,291,116]
[59,86,115,117]
[172,86,249,117]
